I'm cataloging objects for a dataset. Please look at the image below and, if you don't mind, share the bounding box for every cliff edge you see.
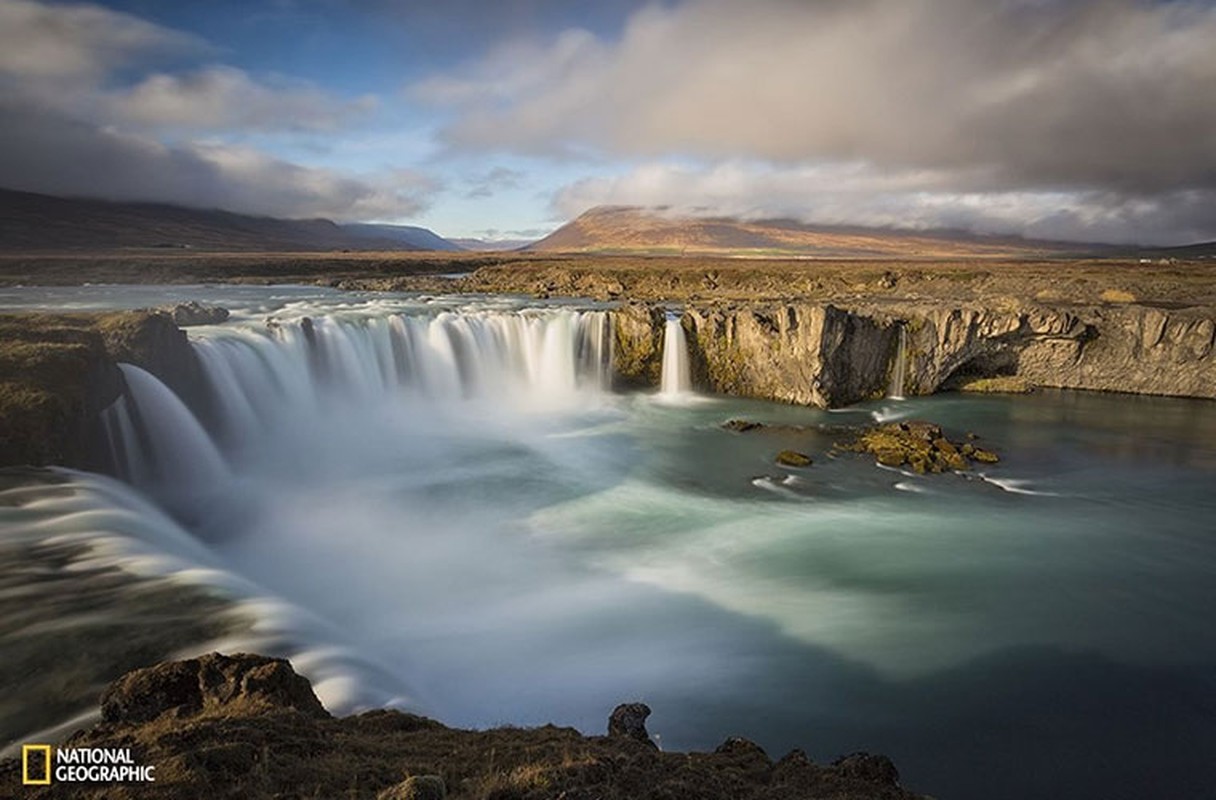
[1,653,928,800]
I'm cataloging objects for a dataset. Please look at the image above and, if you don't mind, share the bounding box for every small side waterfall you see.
[659,316,692,397]
[106,363,230,488]
[887,324,908,400]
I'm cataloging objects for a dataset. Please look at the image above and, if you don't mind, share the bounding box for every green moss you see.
[955,376,1034,394]
[775,450,812,467]
[842,421,999,473]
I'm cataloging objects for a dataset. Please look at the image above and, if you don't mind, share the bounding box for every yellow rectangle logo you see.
[22,744,52,786]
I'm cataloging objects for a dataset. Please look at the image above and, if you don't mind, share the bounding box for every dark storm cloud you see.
[0,100,430,220]
[417,0,1216,196]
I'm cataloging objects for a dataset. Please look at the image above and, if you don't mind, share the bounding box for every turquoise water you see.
[2,286,1214,799]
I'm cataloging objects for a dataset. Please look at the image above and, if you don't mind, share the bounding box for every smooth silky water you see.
[2,285,1215,799]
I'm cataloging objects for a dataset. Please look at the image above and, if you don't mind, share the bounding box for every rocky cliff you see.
[0,311,200,468]
[1,653,928,800]
[612,299,1216,406]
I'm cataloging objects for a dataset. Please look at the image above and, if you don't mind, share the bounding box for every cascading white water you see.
[659,316,692,397]
[85,304,700,722]
[121,308,612,461]
[106,364,229,488]
[887,324,908,400]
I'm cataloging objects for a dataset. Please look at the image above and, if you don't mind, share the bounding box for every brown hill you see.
[0,188,454,253]
[527,206,1109,259]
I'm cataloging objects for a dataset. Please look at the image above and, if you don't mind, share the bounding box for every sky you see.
[0,0,1214,244]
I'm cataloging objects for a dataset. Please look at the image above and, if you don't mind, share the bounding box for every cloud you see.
[0,0,422,220]
[554,162,1216,245]
[415,0,1216,242]
[105,66,378,133]
[0,0,207,81]
[0,100,434,220]
[464,166,524,199]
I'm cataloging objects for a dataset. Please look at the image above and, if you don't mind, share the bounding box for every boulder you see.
[832,752,900,786]
[608,702,656,747]
[775,450,813,467]
[160,301,230,327]
[100,652,328,724]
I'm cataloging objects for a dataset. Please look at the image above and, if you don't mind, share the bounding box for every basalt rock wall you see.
[610,301,1216,406]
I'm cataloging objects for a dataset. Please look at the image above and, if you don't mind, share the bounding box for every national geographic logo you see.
[21,745,156,786]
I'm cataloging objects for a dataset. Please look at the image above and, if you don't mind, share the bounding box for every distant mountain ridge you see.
[527,206,1121,258]
[343,223,463,252]
[0,188,460,252]
[450,238,536,252]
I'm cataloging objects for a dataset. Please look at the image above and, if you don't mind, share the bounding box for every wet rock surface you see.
[1,654,930,799]
[776,450,813,467]
[842,420,999,474]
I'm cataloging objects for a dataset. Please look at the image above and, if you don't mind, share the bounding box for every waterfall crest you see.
[659,317,692,398]
[103,308,611,488]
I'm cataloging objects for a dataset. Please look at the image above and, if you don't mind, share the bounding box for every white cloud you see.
[105,66,378,133]
[554,161,1216,245]
[0,0,425,220]
[0,0,206,81]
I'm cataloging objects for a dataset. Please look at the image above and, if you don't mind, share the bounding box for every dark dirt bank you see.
[1,653,928,800]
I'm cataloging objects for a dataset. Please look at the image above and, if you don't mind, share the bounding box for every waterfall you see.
[106,364,230,489]
[103,308,612,488]
[659,316,692,397]
[887,324,908,400]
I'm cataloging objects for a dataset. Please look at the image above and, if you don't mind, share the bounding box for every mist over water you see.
[3,286,1216,800]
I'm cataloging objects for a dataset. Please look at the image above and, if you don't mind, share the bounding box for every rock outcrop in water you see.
[1,653,930,800]
[842,421,996,473]
[0,311,199,468]
[611,300,1216,406]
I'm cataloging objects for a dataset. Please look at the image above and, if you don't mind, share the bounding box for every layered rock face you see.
[612,300,1216,406]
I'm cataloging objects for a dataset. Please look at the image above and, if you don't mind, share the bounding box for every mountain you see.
[527,206,1113,258]
[0,188,455,252]
[450,238,536,252]
[1147,241,1216,259]
[342,223,463,251]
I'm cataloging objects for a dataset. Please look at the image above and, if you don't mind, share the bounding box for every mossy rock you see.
[971,448,1000,463]
[776,450,812,467]
[956,376,1034,394]
[842,420,998,474]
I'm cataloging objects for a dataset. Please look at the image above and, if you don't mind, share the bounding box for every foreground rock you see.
[1,653,929,800]
[842,421,998,473]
